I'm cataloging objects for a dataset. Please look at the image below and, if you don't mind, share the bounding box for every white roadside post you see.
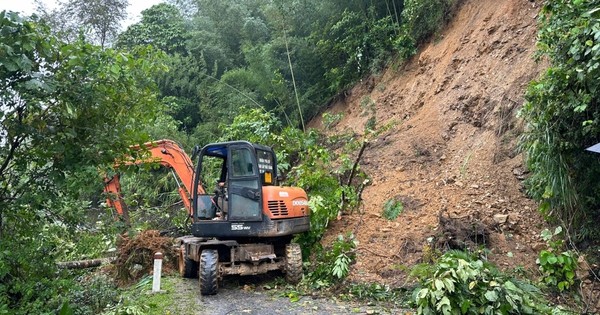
[152,252,163,293]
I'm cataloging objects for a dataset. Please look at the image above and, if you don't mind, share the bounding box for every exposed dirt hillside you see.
[312,0,548,285]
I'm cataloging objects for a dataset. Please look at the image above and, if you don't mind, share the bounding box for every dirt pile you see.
[312,0,549,286]
[114,230,177,285]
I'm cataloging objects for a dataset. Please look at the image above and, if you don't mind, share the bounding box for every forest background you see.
[1,0,599,313]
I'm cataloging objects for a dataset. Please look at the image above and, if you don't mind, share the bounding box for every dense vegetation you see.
[0,0,459,312]
[520,0,600,241]
[1,0,598,313]
[0,12,164,313]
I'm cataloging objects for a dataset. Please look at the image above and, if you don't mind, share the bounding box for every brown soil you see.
[312,0,549,286]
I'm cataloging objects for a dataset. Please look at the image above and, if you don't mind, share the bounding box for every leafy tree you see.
[116,3,189,54]
[195,0,251,65]
[315,10,398,92]
[68,0,128,47]
[402,0,456,44]
[0,12,164,313]
[519,0,600,240]
[36,0,129,47]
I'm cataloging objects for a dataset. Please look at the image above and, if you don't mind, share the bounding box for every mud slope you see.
[312,0,547,284]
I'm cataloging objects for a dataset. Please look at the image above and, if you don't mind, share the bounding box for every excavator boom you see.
[103,139,203,218]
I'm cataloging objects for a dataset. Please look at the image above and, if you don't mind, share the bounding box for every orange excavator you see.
[103,139,310,295]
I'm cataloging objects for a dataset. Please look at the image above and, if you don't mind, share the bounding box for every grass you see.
[460,150,474,178]
[104,275,200,315]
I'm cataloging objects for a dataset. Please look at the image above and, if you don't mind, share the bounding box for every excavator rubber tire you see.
[178,245,198,278]
[285,243,303,284]
[199,249,219,295]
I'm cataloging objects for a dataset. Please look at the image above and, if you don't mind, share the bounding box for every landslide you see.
[312,0,547,285]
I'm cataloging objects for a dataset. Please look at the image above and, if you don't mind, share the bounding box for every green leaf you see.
[417,288,429,300]
[484,290,498,302]
[434,279,444,291]
[539,251,550,265]
[506,294,517,310]
[553,226,563,236]
[574,104,587,112]
[110,64,120,74]
[461,300,471,313]
[503,281,518,291]
[565,270,575,280]
[540,229,552,241]
[436,296,451,311]
[469,280,477,290]
[58,302,73,315]
[442,278,455,293]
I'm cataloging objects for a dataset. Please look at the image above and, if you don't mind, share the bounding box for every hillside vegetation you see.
[1,0,600,313]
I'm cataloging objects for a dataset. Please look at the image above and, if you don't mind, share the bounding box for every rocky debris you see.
[493,214,508,224]
[436,211,490,251]
[581,280,600,314]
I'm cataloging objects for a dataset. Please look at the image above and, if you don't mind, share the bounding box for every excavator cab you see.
[190,141,309,238]
[193,141,278,221]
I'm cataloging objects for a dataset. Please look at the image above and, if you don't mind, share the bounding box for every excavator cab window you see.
[227,146,262,221]
[231,149,256,177]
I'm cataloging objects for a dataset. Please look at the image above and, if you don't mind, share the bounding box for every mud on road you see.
[169,274,410,315]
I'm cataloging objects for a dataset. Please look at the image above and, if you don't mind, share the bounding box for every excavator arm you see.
[103,139,205,219]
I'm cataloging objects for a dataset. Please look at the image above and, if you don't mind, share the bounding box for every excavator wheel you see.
[285,243,303,284]
[199,249,219,295]
[178,245,198,278]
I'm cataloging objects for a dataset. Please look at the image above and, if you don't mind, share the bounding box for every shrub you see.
[536,227,578,292]
[402,0,458,44]
[382,198,404,220]
[519,0,600,240]
[345,283,403,302]
[67,273,119,315]
[411,251,555,314]
[304,233,357,288]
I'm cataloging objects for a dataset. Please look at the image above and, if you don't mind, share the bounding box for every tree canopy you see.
[0,11,164,312]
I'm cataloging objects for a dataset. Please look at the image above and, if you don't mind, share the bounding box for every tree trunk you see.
[56,257,116,269]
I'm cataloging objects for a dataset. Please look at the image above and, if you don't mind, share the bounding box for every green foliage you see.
[108,0,463,141]
[411,251,556,315]
[101,276,197,315]
[116,3,189,54]
[382,198,404,220]
[37,0,128,47]
[304,233,357,288]
[519,0,600,240]
[322,112,344,129]
[316,10,399,92]
[536,227,578,292]
[0,12,164,313]
[344,283,404,303]
[402,0,457,44]
[117,166,190,233]
[66,273,119,315]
